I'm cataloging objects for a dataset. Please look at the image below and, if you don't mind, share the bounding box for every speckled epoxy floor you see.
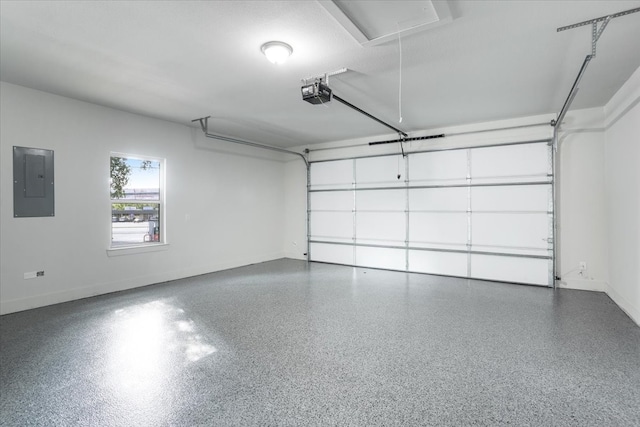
[1,259,639,426]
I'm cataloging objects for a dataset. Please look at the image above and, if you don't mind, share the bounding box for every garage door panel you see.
[408,150,467,185]
[472,185,550,212]
[408,250,468,276]
[356,247,405,271]
[471,254,549,286]
[409,212,467,247]
[471,213,548,250]
[471,143,550,184]
[356,212,405,244]
[310,243,354,265]
[409,187,467,211]
[472,245,550,257]
[309,141,553,287]
[310,211,352,242]
[310,160,353,190]
[310,191,353,211]
[356,156,404,188]
[357,189,405,211]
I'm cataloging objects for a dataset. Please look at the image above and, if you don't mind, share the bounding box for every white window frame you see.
[107,152,167,255]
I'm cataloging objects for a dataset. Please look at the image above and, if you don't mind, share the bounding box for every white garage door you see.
[308,141,554,286]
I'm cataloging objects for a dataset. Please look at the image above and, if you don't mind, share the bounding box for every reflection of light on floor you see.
[176,319,194,332]
[107,300,218,413]
[185,335,217,362]
[175,319,217,362]
[111,301,167,397]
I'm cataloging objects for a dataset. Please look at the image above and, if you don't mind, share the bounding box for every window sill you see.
[107,243,170,257]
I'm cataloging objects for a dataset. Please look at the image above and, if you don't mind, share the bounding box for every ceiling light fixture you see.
[260,41,293,65]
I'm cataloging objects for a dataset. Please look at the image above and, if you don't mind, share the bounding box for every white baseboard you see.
[605,283,640,327]
[556,278,606,292]
[284,251,307,261]
[0,252,285,315]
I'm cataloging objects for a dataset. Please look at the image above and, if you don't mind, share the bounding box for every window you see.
[110,154,164,248]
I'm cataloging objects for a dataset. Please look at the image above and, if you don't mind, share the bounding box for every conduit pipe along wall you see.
[192,116,311,261]
[550,6,640,286]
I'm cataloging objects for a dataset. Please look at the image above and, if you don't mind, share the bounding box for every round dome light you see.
[261,41,293,65]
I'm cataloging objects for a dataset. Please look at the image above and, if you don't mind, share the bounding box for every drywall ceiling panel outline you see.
[318,0,453,46]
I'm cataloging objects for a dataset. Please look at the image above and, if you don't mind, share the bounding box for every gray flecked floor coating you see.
[1,259,639,426]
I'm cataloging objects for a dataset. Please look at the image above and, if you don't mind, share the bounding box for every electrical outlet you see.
[24,271,44,279]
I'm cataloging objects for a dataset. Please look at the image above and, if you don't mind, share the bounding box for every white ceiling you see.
[1,1,639,148]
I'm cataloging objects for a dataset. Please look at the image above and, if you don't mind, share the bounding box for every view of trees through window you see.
[110,155,162,247]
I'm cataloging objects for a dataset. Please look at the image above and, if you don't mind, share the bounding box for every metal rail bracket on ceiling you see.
[191,116,309,167]
[551,7,640,132]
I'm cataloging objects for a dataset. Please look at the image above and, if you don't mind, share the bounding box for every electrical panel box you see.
[13,146,55,217]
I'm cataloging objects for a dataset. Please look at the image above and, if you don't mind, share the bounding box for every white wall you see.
[604,66,640,325]
[0,82,287,314]
[556,108,608,291]
[283,159,309,260]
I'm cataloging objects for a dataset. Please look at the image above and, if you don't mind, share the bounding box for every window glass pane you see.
[111,203,160,247]
[110,155,163,248]
[110,157,160,201]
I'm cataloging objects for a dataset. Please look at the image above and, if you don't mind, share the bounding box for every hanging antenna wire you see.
[397,132,406,179]
[397,23,404,124]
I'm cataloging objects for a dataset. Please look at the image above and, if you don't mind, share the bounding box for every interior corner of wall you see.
[605,282,640,327]
[604,65,640,128]
[560,107,605,131]
[557,278,606,292]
